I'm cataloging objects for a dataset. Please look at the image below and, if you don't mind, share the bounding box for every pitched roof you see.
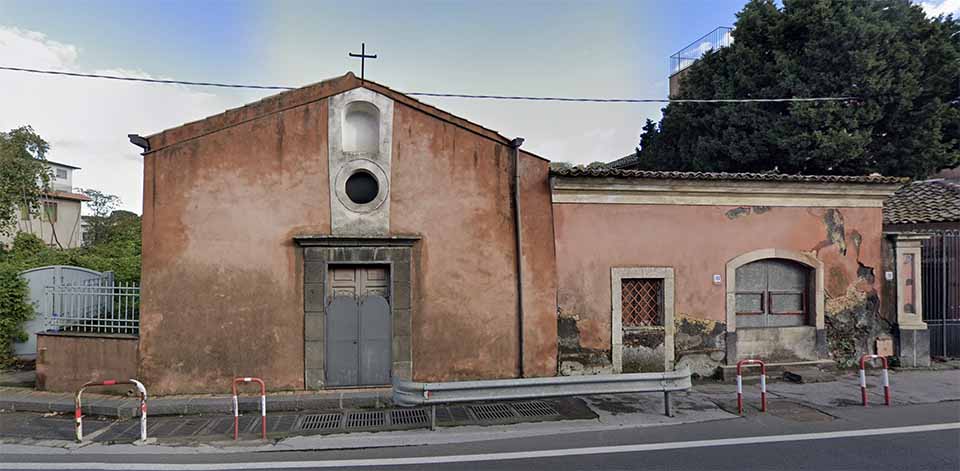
[550,167,908,184]
[883,179,960,225]
[607,153,639,169]
[142,72,547,161]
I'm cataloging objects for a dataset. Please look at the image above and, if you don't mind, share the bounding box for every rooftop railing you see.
[670,26,734,75]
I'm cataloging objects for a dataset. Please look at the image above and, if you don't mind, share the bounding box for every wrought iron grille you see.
[43,282,140,335]
[622,279,663,327]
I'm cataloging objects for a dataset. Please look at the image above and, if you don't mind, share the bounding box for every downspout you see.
[511,137,525,378]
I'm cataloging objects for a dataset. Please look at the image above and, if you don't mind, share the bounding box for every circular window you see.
[345,171,379,205]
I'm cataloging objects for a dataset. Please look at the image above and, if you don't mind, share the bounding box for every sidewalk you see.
[0,368,957,451]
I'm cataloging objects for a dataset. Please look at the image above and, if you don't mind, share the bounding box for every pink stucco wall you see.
[554,203,885,353]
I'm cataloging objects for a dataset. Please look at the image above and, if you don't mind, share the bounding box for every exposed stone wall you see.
[557,315,611,375]
[673,316,726,378]
[622,329,665,373]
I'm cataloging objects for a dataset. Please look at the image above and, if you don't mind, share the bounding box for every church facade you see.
[131,73,911,395]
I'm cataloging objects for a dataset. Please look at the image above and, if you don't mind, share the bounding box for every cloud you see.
[920,0,960,17]
[0,26,266,213]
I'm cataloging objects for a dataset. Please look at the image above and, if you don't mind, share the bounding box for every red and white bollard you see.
[859,354,891,407]
[232,377,267,440]
[736,359,767,415]
[75,379,148,443]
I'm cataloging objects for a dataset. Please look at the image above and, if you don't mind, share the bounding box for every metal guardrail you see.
[394,368,692,427]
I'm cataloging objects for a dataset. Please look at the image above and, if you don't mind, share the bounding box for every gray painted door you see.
[735,259,809,328]
[324,265,391,387]
[359,295,391,385]
[326,296,361,387]
[14,265,103,358]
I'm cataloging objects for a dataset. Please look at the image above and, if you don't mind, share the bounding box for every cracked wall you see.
[553,203,886,374]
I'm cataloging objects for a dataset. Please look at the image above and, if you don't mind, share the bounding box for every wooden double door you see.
[325,265,391,387]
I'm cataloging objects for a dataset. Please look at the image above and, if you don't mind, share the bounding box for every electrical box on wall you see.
[713,274,722,285]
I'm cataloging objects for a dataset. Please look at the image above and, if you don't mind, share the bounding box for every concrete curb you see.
[0,388,389,418]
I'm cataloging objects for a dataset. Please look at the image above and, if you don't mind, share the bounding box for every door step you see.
[719,359,836,384]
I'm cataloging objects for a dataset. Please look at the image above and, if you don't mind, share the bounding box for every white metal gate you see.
[14,265,104,357]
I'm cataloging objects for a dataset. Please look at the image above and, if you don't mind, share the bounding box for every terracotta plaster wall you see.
[553,203,884,354]
[140,100,330,394]
[142,95,559,393]
[36,333,138,393]
[390,105,558,381]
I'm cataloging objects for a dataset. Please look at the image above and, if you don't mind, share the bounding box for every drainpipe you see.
[511,137,525,378]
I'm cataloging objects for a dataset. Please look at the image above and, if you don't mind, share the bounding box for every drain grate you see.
[345,411,385,429]
[391,408,429,426]
[296,413,342,431]
[470,403,516,421]
[512,400,559,418]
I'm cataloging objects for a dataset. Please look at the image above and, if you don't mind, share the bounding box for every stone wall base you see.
[895,327,931,367]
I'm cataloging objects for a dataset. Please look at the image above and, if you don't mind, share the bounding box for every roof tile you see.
[883,179,960,224]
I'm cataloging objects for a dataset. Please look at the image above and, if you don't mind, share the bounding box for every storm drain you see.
[391,408,429,426]
[295,413,342,431]
[512,400,560,418]
[470,403,516,421]
[345,411,385,429]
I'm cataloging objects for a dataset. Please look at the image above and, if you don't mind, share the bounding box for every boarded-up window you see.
[622,278,663,327]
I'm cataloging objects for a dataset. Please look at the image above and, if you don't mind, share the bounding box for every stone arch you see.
[342,101,380,153]
[725,248,824,332]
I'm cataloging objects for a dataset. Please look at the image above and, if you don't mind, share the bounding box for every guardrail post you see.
[858,355,891,407]
[233,377,267,440]
[736,359,767,415]
[664,391,673,417]
[75,379,147,443]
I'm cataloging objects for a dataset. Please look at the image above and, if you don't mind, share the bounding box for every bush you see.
[0,265,33,367]
[0,227,141,365]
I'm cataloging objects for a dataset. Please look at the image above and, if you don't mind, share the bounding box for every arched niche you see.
[342,101,380,153]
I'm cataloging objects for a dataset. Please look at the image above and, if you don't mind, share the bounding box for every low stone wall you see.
[36,332,139,393]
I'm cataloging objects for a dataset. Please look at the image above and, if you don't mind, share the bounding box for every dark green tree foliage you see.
[637,0,959,179]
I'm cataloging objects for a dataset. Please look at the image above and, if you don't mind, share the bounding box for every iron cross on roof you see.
[348,43,377,83]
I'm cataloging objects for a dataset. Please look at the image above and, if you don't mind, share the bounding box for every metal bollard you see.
[232,377,267,440]
[736,359,767,415]
[859,355,891,407]
[76,379,147,443]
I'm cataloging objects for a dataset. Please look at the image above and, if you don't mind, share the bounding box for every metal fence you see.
[670,26,734,75]
[923,230,960,357]
[43,281,140,335]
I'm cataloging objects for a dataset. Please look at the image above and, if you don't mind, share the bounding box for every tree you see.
[81,189,121,246]
[636,0,960,179]
[0,127,51,237]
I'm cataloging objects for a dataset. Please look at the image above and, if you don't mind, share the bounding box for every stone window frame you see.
[725,249,824,333]
[611,267,675,373]
[893,234,928,330]
[296,235,417,390]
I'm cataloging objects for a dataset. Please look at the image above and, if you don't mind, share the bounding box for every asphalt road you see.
[2,402,959,470]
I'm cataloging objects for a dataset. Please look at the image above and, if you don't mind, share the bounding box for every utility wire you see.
[0,65,860,104]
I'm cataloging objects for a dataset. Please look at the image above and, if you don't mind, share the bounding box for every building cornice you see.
[550,176,901,208]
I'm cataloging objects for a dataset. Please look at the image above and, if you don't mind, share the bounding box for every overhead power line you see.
[0,65,860,104]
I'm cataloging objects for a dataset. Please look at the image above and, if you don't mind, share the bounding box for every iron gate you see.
[922,230,960,358]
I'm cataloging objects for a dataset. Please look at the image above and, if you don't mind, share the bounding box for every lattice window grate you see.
[622,278,663,327]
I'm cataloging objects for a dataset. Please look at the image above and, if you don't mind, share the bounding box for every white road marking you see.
[2,422,958,470]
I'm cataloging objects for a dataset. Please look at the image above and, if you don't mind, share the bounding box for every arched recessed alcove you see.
[342,101,380,153]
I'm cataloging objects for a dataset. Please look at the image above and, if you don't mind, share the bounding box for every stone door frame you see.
[296,235,417,390]
[610,267,675,373]
[724,248,826,363]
